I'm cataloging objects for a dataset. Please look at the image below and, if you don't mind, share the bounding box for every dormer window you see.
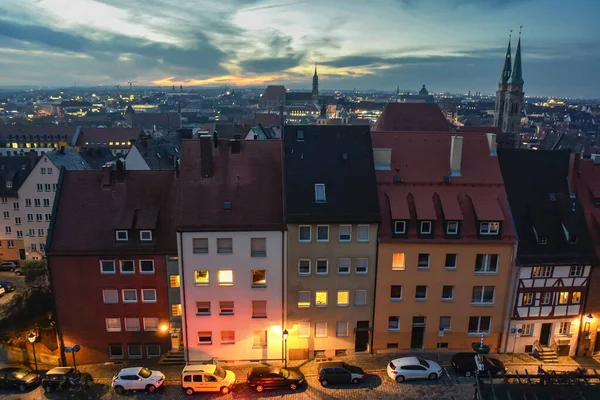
[532,226,547,244]
[314,184,326,203]
[296,129,304,142]
[394,220,406,234]
[562,223,578,244]
[446,221,459,235]
[140,230,153,242]
[5,181,12,188]
[420,221,432,235]
[479,222,500,235]
[115,230,128,241]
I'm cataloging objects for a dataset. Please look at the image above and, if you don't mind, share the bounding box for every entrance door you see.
[411,317,426,350]
[594,330,600,355]
[171,332,181,349]
[355,321,370,352]
[539,323,552,346]
[18,249,25,260]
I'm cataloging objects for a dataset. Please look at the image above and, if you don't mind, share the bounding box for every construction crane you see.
[126,79,138,98]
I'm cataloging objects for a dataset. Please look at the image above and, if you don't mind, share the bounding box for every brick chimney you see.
[101,165,113,187]
[115,159,125,183]
[199,135,213,178]
[485,133,497,156]
[450,136,463,176]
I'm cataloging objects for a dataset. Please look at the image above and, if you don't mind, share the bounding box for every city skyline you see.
[0,0,599,97]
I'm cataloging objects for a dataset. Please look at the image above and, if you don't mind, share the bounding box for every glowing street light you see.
[27,332,38,372]
[282,329,289,369]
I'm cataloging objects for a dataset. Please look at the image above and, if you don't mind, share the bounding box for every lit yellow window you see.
[337,291,349,306]
[11,143,18,149]
[316,291,328,307]
[559,292,569,304]
[171,304,181,316]
[572,292,581,304]
[25,143,31,148]
[392,253,405,270]
[109,142,114,146]
[169,275,180,288]
[218,270,233,286]
[194,270,209,285]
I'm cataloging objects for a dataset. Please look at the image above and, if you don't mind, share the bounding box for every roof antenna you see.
[519,26,522,37]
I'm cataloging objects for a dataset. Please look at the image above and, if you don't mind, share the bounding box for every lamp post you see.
[27,332,38,373]
[282,329,289,369]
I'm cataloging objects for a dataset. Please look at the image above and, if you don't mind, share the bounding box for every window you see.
[541,292,552,305]
[31,243,37,251]
[48,167,53,174]
[40,243,45,251]
[140,230,152,241]
[315,321,327,338]
[219,301,234,315]
[315,291,328,307]
[446,221,459,235]
[100,260,116,274]
[420,221,432,234]
[4,226,10,234]
[250,238,266,257]
[317,225,329,242]
[139,260,155,274]
[440,316,451,331]
[120,260,134,274]
[532,266,552,277]
[336,321,349,337]
[146,344,161,358]
[52,183,57,191]
[218,270,233,286]
[221,331,235,344]
[16,231,22,238]
[196,301,211,315]
[142,289,157,303]
[41,167,46,174]
[415,285,427,300]
[572,292,581,304]
[569,266,583,277]
[444,254,457,269]
[2,211,8,219]
[392,253,405,270]
[34,199,40,207]
[475,254,498,273]
[299,225,311,242]
[417,253,430,269]
[298,291,311,308]
[103,289,119,304]
[394,220,406,234]
[43,199,50,207]
[172,304,182,316]
[6,181,11,188]
[25,199,31,207]
[252,330,267,348]
[479,222,500,235]
[314,183,326,202]
[169,275,180,288]
[36,184,42,192]
[198,331,212,345]
[122,289,137,303]
[559,322,571,335]
[37,228,44,236]
[125,318,140,332]
[36,214,42,221]
[388,316,400,331]
[217,238,233,253]
[357,225,369,242]
[195,270,209,285]
[106,318,121,332]
[128,344,142,358]
[559,292,569,304]
[316,259,328,275]
[13,203,19,211]
[521,323,533,336]
[523,293,533,305]
[337,290,349,306]
[355,289,367,306]
[0,197,5,204]
[252,301,267,318]
[193,238,208,254]
[45,213,51,221]
[297,322,310,338]
[44,184,51,192]
[442,285,454,301]
[468,316,491,334]
[337,258,350,274]
[26,213,33,222]
[296,129,304,141]
[252,270,266,287]
[7,240,13,248]
[472,286,495,304]
[339,225,352,242]
[298,259,311,275]
[390,285,402,300]
[356,258,368,274]
[109,345,124,358]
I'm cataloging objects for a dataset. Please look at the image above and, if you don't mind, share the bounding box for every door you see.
[171,333,181,349]
[539,323,552,346]
[191,374,203,392]
[355,321,370,352]
[204,374,220,391]
[18,249,25,260]
[594,330,600,355]
[336,368,351,384]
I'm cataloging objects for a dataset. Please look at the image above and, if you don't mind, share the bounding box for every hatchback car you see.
[387,357,443,383]
[0,261,19,272]
[0,367,40,391]
[451,352,506,377]
[181,364,236,395]
[246,366,304,392]
[42,367,93,393]
[112,367,165,394]
[0,285,5,297]
[0,281,14,292]
[318,362,365,386]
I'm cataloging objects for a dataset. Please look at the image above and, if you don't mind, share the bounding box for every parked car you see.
[318,362,365,386]
[42,367,93,393]
[0,261,19,272]
[14,267,22,276]
[451,352,506,377]
[387,357,443,383]
[0,284,5,297]
[0,367,40,391]
[180,364,236,395]
[0,281,14,292]
[112,367,165,394]
[246,366,304,393]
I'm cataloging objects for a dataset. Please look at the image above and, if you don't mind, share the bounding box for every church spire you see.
[312,63,319,102]
[500,31,512,84]
[510,28,524,84]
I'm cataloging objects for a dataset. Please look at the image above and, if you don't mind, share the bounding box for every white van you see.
[181,364,236,395]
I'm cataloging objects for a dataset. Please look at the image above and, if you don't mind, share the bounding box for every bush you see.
[19,260,49,287]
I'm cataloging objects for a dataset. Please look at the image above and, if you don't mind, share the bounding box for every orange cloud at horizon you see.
[152,74,288,87]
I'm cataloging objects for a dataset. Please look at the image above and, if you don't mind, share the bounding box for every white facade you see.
[178,231,284,363]
[124,145,150,170]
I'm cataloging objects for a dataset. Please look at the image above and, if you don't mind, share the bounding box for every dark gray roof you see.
[130,112,181,131]
[46,148,91,170]
[250,125,279,139]
[0,153,39,196]
[134,133,181,170]
[79,147,118,169]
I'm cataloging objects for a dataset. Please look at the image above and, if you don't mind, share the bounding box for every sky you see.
[0,0,599,97]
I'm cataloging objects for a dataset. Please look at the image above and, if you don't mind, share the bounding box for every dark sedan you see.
[0,281,14,292]
[0,367,40,392]
[246,366,304,393]
[318,362,365,386]
[451,352,506,377]
[42,367,93,393]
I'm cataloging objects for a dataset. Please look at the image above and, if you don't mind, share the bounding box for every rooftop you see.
[76,127,141,148]
[0,153,38,196]
[373,103,450,132]
[133,133,181,170]
[45,147,91,170]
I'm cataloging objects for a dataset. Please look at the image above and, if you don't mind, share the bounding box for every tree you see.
[19,260,49,287]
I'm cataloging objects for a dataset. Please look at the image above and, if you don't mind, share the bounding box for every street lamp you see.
[282,329,289,369]
[27,332,37,373]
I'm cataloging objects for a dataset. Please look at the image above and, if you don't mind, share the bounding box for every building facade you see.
[284,126,380,359]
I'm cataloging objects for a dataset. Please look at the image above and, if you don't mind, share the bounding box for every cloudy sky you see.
[0,0,598,97]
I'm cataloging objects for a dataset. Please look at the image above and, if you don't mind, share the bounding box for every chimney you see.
[230,138,241,154]
[115,159,125,182]
[568,152,580,198]
[101,165,112,187]
[199,135,213,178]
[450,135,463,176]
[485,133,497,156]
[213,130,219,148]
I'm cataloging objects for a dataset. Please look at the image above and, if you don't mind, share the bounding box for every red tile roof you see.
[469,193,505,221]
[176,139,284,231]
[373,103,450,132]
[262,85,286,102]
[438,191,463,220]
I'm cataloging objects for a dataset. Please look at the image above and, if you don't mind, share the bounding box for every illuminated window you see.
[559,292,569,304]
[194,270,209,285]
[171,304,181,316]
[392,253,405,270]
[572,292,581,304]
[218,270,233,286]
[522,292,533,305]
[106,318,121,332]
[297,291,310,308]
[337,290,349,306]
[559,322,571,335]
[315,291,328,307]
[532,266,552,277]
[252,270,266,287]
[169,275,180,288]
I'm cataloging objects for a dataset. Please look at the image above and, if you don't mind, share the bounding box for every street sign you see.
[64,346,72,353]
[510,328,516,335]
[517,329,523,334]
[73,345,81,352]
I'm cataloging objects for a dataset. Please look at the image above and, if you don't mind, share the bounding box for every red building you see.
[47,163,177,364]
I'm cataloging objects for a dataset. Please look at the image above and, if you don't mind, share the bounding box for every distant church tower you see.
[312,64,319,103]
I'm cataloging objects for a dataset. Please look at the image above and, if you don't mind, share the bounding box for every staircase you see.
[537,346,559,363]
[158,349,185,366]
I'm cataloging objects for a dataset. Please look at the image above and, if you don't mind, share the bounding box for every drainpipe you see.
[370,224,381,355]
[178,232,190,364]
